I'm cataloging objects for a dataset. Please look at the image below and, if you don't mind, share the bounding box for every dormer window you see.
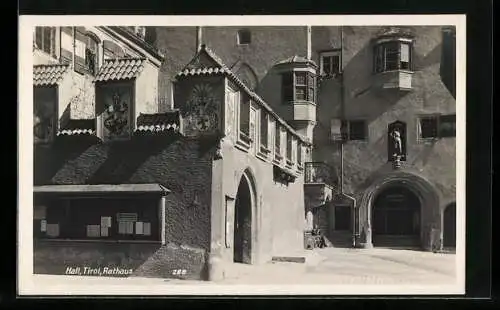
[374,40,413,73]
[237,29,251,45]
[34,27,56,57]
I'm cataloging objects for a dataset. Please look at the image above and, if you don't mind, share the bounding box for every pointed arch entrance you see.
[443,202,456,248]
[233,169,256,264]
[372,185,421,247]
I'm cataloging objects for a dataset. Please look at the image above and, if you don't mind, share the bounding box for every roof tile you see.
[135,111,182,135]
[33,64,70,86]
[94,57,146,82]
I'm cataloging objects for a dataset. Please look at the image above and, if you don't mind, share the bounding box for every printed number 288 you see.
[172,269,187,275]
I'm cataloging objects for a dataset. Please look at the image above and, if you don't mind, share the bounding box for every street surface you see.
[24,247,459,295]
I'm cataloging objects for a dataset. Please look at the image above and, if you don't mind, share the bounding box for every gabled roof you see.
[176,45,312,146]
[33,64,70,86]
[94,58,146,82]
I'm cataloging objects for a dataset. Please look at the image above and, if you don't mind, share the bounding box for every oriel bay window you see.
[34,196,161,241]
[374,40,413,73]
[34,27,56,57]
[282,71,316,103]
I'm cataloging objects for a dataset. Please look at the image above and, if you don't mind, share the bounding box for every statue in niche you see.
[390,128,403,157]
[388,121,407,164]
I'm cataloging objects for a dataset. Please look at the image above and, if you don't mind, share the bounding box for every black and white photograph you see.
[18,15,466,296]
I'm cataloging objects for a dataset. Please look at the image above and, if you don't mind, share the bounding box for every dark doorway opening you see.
[443,202,456,248]
[372,186,421,247]
[233,175,252,264]
[335,206,352,231]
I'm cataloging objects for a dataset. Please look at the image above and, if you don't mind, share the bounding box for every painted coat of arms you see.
[184,83,219,134]
[103,91,130,139]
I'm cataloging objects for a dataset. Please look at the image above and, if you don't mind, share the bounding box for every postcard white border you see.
[18,14,466,296]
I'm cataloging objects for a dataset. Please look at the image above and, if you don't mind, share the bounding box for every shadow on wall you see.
[33,240,208,280]
[86,136,177,185]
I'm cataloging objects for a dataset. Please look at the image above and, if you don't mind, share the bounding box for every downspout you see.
[338,26,358,248]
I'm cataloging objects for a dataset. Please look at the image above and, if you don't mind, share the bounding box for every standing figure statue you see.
[390,128,403,157]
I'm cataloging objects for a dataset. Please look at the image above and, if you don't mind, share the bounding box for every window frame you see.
[237,29,251,45]
[417,114,456,140]
[373,39,414,74]
[34,26,57,58]
[282,70,316,104]
[342,119,368,141]
[319,50,341,76]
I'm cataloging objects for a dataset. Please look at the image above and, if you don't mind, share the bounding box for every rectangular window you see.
[34,27,56,57]
[35,197,160,241]
[286,133,293,162]
[342,120,367,141]
[400,42,411,70]
[60,27,73,64]
[297,143,303,167]
[320,51,341,76]
[239,93,250,138]
[419,117,438,138]
[439,114,456,137]
[419,115,456,139]
[260,111,268,149]
[275,123,281,158]
[295,72,307,101]
[384,42,400,71]
[282,71,315,103]
[282,72,294,102]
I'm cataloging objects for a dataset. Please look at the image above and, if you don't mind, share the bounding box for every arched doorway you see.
[372,185,421,247]
[233,173,253,264]
[443,202,456,248]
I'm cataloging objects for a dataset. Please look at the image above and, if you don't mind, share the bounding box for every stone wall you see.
[34,135,215,279]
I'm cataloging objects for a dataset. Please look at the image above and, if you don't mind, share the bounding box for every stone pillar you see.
[363,202,373,248]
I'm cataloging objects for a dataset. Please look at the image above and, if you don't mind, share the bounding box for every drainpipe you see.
[338,26,359,248]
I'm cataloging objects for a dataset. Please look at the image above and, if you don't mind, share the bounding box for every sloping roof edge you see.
[176,45,312,146]
[33,183,170,195]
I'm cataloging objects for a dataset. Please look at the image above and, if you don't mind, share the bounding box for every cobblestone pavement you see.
[24,247,458,294]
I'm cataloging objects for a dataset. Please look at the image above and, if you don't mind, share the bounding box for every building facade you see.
[32,26,310,280]
[32,24,456,281]
[148,25,456,252]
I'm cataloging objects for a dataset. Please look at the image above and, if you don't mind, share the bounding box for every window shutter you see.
[330,118,343,141]
[74,28,87,74]
[60,27,73,65]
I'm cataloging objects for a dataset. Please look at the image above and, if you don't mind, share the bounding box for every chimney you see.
[196,26,203,52]
[307,26,312,59]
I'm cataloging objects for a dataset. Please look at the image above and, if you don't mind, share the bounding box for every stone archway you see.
[358,171,441,251]
[443,202,456,249]
[233,169,257,264]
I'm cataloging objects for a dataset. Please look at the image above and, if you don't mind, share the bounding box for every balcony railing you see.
[304,162,338,187]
